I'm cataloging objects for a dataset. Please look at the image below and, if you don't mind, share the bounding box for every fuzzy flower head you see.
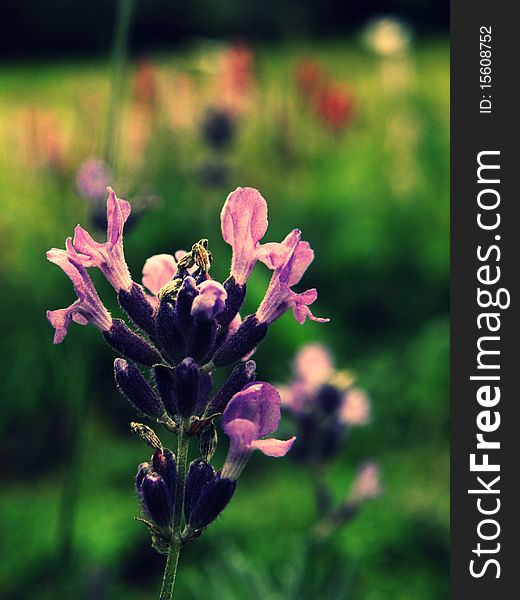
[46,238,112,343]
[280,344,371,463]
[46,185,330,563]
[221,382,296,480]
[76,157,112,202]
[294,343,335,389]
[72,187,133,292]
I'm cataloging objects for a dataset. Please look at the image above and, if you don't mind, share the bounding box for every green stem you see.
[104,0,136,170]
[159,425,189,600]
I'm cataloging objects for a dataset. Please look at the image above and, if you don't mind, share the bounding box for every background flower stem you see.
[159,425,190,600]
[104,0,136,171]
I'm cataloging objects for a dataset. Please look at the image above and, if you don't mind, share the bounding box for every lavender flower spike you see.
[256,229,329,325]
[221,382,296,481]
[73,187,133,292]
[46,238,112,343]
[221,187,288,286]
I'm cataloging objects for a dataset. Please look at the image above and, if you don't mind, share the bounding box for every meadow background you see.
[0,3,449,598]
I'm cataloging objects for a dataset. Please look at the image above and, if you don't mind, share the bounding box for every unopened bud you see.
[104,319,161,366]
[212,315,267,367]
[217,276,246,329]
[138,472,173,530]
[206,360,256,416]
[184,459,215,523]
[172,358,201,418]
[115,359,166,420]
[187,473,236,530]
[118,282,156,337]
[156,301,185,363]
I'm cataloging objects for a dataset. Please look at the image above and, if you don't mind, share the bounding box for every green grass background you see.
[0,39,449,599]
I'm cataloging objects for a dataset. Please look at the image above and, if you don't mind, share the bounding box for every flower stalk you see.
[159,424,190,600]
[47,187,327,598]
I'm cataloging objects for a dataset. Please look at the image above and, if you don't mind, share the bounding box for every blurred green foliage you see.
[0,38,448,599]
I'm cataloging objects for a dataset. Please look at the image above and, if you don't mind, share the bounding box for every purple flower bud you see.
[114,359,165,419]
[316,384,343,415]
[319,421,345,460]
[190,280,227,322]
[187,473,236,530]
[216,276,246,330]
[175,276,198,335]
[152,448,177,500]
[186,318,217,364]
[135,462,151,489]
[212,315,267,367]
[104,319,162,366]
[172,358,201,417]
[155,301,185,364]
[184,459,215,523]
[153,364,175,415]
[118,282,156,337]
[202,107,235,151]
[206,360,256,415]
[196,371,213,415]
[138,472,173,530]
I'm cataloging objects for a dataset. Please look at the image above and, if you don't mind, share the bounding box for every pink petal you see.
[226,313,242,339]
[221,187,268,246]
[256,241,292,270]
[221,187,269,284]
[293,344,334,386]
[349,461,382,502]
[191,280,227,319]
[287,241,315,286]
[222,382,282,439]
[249,436,296,457]
[106,187,131,244]
[72,225,105,266]
[292,289,329,324]
[142,254,177,296]
[224,418,257,448]
[339,388,371,426]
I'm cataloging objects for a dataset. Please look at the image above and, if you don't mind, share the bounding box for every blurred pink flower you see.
[339,388,371,426]
[76,157,112,201]
[293,343,334,388]
[348,461,382,503]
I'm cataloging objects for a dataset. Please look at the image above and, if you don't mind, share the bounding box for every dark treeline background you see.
[2,0,448,58]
